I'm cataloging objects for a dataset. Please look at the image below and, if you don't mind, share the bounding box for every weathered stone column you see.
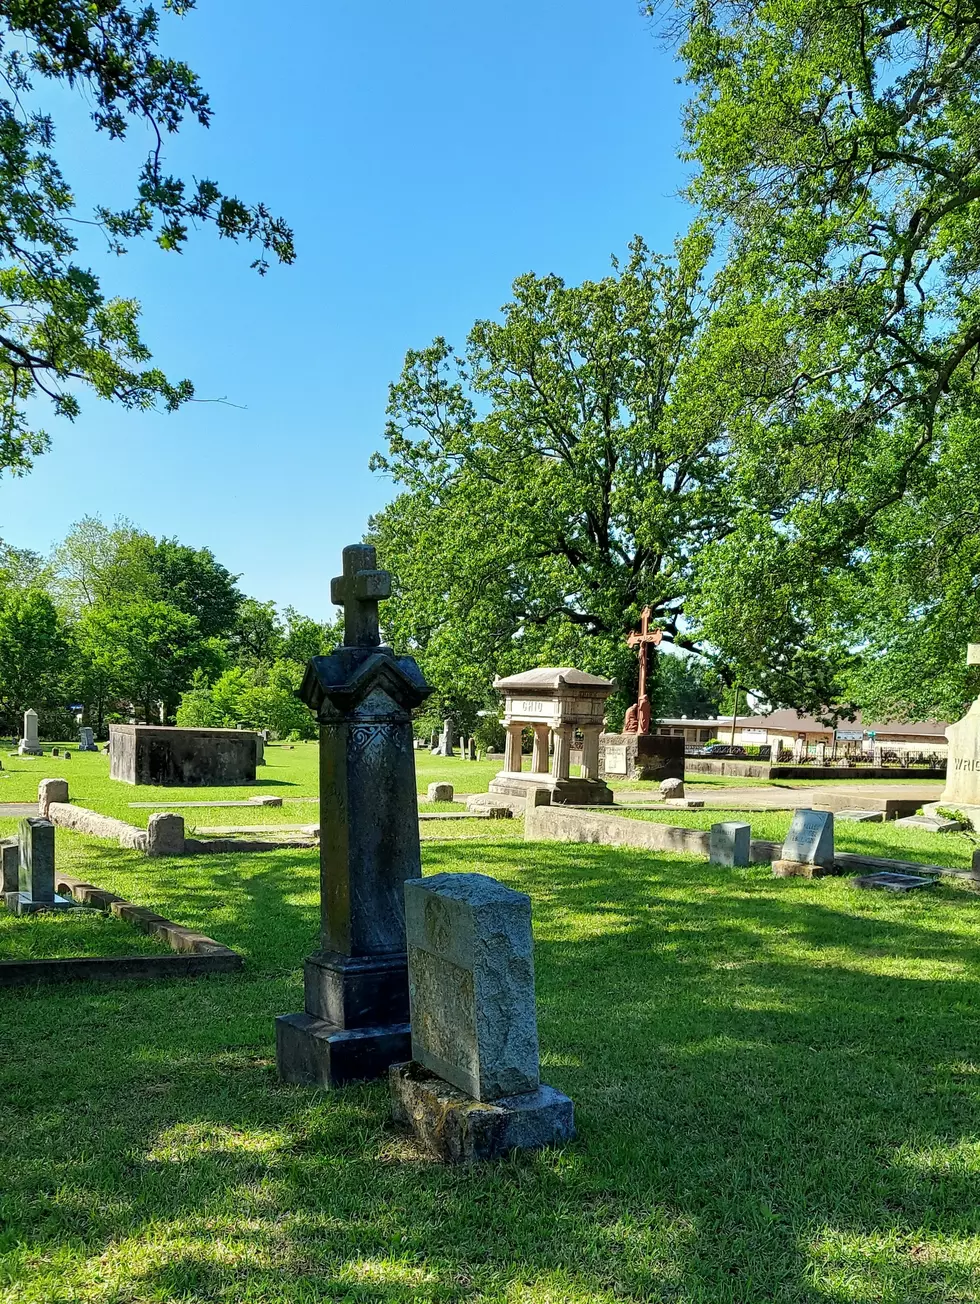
[276,544,432,1089]
[18,708,42,756]
[580,726,601,780]
[531,724,550,773]
[551,725,572,781]
[504,723,524,773]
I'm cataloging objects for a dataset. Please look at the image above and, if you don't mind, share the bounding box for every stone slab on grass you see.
[894,814,963,832]
[852,871,938,892]
[835,810,885,823]
[194,824,319,836]
[46,802,147,851]
[183,836,316,854]
[128,797,283,809]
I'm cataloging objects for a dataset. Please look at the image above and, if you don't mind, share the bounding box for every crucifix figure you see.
[624,606,662,735]
[330,545,392,648]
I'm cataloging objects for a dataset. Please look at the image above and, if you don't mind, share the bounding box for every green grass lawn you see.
[3,814,980,1301]
[613,808,977,870]
[0,744,498,827]
[0,907,173,961]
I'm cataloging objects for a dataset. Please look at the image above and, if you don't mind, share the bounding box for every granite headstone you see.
[709,821,751,867]
[390,872,575,1161]
[7,817,70,914]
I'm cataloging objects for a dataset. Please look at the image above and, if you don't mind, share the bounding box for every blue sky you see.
[0,1,691,617]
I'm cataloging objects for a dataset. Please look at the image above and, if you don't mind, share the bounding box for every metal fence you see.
[685,741,947,769]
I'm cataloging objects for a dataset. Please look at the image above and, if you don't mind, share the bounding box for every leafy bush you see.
[177,661,316,739]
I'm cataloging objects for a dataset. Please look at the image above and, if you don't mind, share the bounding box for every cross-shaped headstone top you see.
[330,544,392,649]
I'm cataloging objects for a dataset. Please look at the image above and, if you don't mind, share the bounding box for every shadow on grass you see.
[2,836,979,1301]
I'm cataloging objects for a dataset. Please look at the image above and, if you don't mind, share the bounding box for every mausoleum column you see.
[531,724,551,773]
[551,725,572,781]
[504,723,525,774]
[580,726,601,780]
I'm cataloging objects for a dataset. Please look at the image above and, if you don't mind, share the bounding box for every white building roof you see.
[657,710,949,737]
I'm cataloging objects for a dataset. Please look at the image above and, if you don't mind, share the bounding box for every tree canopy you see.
[0,516,334,739]
[370,233,742,722]
[652,0,980,717]
[0,0,294,475]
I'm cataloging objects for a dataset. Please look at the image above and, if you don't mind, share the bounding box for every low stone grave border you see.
[524,802,781,863]
[523,803,980,885]
[42,794,314,857]
[0,871,242,987]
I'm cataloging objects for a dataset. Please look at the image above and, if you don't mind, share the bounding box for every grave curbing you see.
[523,802,977,884]
[0,871,242,987]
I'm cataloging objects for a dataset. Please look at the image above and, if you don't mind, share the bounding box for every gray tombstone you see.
[390,872,575,1161]
[18,708,42,756]
[709,821,751,867]
[275,544,432,1089]
[0,837,19,893]
[439,719,455,757]
[467,738,477,761]
[782,808,835,868]
[7,818,70,915]
[78,726,98,752]
[406,873,540,1099]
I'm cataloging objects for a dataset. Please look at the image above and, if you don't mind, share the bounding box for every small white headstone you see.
[604,745,628,776]
[709,822,751,867]
[782,809,834,868]
[18,708,42,755]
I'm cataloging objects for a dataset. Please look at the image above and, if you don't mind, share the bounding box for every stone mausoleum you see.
[110,724,260,786]
[489,668,615,805]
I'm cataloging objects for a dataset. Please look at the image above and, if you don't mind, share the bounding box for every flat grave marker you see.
[852,871,937,892]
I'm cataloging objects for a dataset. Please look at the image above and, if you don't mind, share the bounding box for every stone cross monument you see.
[276,543,432,1088]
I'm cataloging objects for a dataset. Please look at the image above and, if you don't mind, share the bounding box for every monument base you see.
[303,949,410,1027]
[598,733,685,783]
[771,859,840,879]
[4,891,72,915]
[276,1013,411,1088]
[488,772,614,806]
[924,800,980,829]
[17,744,42,756]
[389,1061,576,1163]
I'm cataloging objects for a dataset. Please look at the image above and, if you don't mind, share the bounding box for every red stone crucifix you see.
[624,606,662,735]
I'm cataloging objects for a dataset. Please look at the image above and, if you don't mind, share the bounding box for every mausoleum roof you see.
[494,667,615,691]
